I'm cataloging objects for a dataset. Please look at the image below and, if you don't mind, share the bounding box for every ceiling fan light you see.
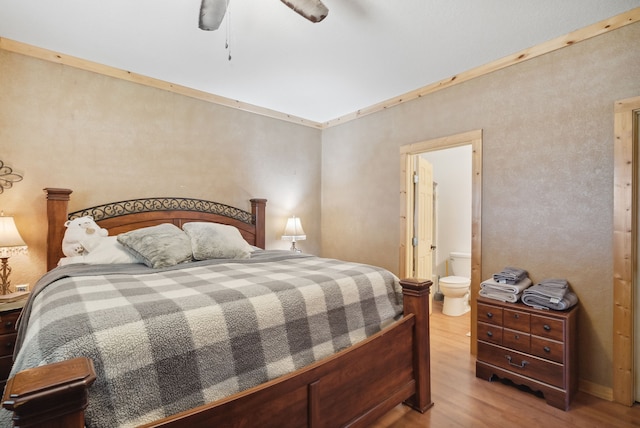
[280,0,329,23]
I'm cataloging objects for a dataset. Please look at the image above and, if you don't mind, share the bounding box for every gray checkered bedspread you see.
[2,250,402,427]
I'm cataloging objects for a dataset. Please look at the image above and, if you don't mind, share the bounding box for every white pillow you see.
[182,222,252,260]
[58,236,143,266]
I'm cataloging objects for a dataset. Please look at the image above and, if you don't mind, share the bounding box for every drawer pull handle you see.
[543,346,551,353]
[4,322,13,328]
[505,355,528,369]
[5,342,12,348]
[486,331,493,337]
[487,312,493,318]
[514,314,519,319]
[543,324,551,331]
[514,335,520,340]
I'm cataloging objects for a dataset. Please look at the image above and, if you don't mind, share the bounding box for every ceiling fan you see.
[199,0,329,31]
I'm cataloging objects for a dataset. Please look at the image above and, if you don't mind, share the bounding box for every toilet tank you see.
[449,252,471,278]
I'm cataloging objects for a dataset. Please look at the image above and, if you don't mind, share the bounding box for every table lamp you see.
[281,216,306,252]
[0,214,28,295]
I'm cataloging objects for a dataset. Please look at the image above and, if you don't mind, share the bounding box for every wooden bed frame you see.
[2,188,433,428]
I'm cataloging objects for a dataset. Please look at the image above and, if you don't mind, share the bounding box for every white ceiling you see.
[1,1,639,123]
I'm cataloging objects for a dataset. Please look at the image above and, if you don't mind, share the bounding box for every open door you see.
[414,156,434,282]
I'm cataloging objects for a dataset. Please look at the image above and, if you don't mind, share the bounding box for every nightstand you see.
[475,296,578,410]
[0,299,26,388]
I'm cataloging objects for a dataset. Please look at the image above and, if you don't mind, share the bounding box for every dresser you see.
[0,300,26,388]
[475,296,578,410]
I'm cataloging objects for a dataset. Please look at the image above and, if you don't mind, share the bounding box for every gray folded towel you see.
[521,291,578,311]
[523,283,567,301]
[481,277,532,294]
[538,278,568,289]
[479,288,521,303]
[493,267,528,285]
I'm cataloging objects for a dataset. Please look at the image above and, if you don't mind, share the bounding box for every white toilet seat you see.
[439,276,471,287]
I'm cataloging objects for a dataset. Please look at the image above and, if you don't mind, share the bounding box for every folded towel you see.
[481,277,532,294]
[493,267,528,285]
[521,291,578,311]
[537,278,568,289]
[479,288,521,303]
[523,283,567,301]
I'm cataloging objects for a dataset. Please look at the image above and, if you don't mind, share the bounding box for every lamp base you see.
[0,257,12,295]
[290,242,302,253]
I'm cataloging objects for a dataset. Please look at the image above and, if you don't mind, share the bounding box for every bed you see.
[1,188,433,428]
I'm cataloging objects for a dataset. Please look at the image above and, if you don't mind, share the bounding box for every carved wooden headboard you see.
[44,188,266,271]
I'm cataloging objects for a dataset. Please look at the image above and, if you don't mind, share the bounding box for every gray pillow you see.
[117,223,193,268]
[182,222,252,260]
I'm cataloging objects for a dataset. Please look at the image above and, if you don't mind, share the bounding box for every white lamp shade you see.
[0,216,27,256]
[281,216,306,241]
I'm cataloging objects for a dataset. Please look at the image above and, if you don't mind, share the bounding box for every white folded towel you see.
[480,277,532,294]
[479,288,521,303]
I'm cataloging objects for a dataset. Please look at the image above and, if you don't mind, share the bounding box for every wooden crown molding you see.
[1,7,638,130]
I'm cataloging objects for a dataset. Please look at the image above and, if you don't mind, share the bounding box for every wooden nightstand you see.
[0,299,26,388]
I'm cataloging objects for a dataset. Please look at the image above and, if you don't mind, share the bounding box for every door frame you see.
[400,129,483,353]
[613,95,640,405]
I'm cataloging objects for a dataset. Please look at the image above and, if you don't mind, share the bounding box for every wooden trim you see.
[323,8,640,128]
[2,9,638,130]
[579,378,614,402]
[612,95,640,405]
[399,130,482,354]
[0,38,323,130]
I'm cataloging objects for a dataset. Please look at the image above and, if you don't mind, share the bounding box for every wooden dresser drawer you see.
[503,328,530,353]
[0,355,12,381]
[477,341,564,389]
[478,303,503,326]
[478,322,502,345]
[0,311,19,335]
[0,333,16,357]
[530,336,564,363]
[503,308,530,332]
[531,315,564,341]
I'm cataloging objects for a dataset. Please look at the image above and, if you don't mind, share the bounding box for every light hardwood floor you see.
[372,300,640,427]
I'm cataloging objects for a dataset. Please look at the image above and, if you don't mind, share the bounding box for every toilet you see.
[439,252,471,316]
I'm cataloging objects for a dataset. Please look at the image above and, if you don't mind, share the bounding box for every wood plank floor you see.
[372,300,640,427]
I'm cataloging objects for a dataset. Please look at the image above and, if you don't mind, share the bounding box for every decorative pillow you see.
[58,237,143,266]
[117,223,193,268]
[182,222,252,260]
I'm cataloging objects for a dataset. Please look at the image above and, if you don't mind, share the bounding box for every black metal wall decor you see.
[0,161,23,194]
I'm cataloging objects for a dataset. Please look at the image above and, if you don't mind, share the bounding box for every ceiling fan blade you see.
[199,0,228,31]
[280,0,329,23]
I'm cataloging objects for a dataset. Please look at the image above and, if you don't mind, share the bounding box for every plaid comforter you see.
[2,250,402,427]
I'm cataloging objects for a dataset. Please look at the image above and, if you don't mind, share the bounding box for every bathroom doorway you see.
[399,129,483,353]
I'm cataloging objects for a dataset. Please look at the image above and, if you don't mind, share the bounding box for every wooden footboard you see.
[2,279,432,427]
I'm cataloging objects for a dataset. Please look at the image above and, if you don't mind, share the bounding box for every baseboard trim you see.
[579,379,613,401]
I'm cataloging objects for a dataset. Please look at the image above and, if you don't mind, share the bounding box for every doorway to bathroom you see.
[399,129,483,353]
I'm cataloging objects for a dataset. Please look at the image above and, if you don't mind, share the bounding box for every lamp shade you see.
[0,216,27,256]
[281,216,306,242]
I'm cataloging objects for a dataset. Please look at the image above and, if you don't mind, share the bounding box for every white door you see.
[414,156,434,283]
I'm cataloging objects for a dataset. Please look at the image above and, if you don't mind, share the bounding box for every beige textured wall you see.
[0,51,322,288]
[321,23,640,390]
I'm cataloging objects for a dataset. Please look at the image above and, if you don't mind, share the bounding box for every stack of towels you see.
[480,267,532,303]
[522,278,578,311]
